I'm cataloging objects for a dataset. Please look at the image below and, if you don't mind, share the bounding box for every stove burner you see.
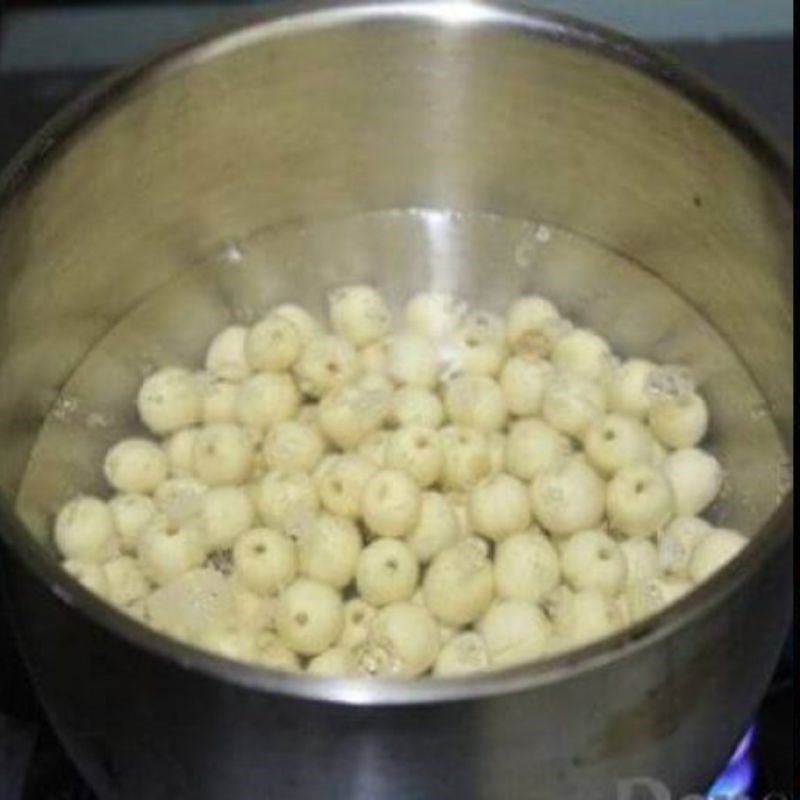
[707,726,756,799]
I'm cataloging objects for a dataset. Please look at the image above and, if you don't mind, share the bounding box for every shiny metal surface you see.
[0,2,792,798]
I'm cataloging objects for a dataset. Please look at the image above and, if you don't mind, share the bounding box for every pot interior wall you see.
[0,8,791,553]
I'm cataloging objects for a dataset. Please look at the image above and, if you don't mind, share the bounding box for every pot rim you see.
[0,0,793,706]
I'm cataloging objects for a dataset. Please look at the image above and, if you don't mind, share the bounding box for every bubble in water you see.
[284,507,317,544]
[749,401,769,421]
[514,228,539,268]
[221,240,244,265]
[193,371,216,393]
[547,373,569,395]
[348,388,387,418]
[462,537,489,569]
[207,550,233,576]
[543,316,573,344]
[542,585,573,621]
[139,359,159,378]
[451,299,469,322]
[51,394,79,421]
[590,286,614,306]
[85,411,113,430]
[776,461,793,497]
[447,377,478,409]
[645,365,695,399]
[354,640,398,677]
[716,467,735,499]
[464,310,504,338]
[232,305,256,324]
[272,435,298,463]
[327,286,348,304]
[659,538,682,570]
[545,487,565,503]
[535,225,552,243]
[159,483,205,525]
[454,635,487,667]
[437,340,464,382]
[645,581,665,605]
[514,247,535,268]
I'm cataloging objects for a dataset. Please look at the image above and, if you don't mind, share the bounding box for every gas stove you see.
[0,20,793,800]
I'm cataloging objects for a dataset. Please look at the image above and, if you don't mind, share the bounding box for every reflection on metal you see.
[0,1,794,72]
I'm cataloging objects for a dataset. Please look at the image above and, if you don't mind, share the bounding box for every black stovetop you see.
[0,32,794,800]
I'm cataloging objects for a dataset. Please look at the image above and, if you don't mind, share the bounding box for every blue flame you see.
[707,726,756,799]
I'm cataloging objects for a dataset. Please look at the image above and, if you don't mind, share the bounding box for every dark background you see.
[0,4,793,799]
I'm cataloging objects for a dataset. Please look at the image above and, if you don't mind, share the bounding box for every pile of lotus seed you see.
[52,287,748,678]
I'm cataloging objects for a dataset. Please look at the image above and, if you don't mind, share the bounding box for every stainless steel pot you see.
[0,3,792,799]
